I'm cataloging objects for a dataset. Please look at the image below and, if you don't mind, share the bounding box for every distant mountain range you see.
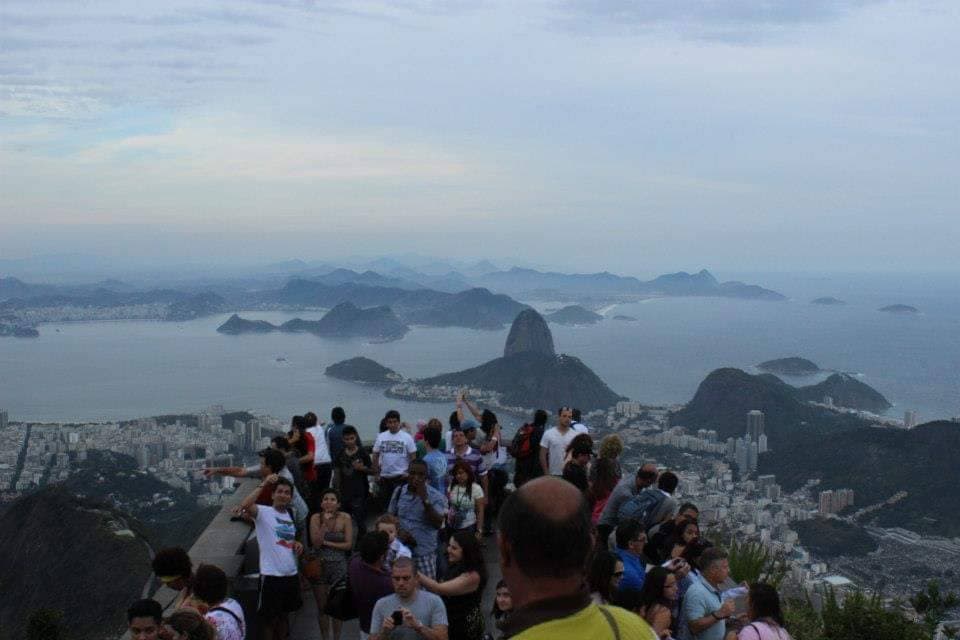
[0,264,786,333]
[473,267,785,300]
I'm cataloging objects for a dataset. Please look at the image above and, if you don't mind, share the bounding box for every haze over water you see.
[2,271,957,436]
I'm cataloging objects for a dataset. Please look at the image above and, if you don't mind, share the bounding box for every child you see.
[492,579,513,637]
[375,514,412,572]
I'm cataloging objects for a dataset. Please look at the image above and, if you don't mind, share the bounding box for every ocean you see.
[1,271,958,438]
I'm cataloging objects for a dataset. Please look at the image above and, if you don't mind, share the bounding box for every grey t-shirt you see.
[370,590,448,639]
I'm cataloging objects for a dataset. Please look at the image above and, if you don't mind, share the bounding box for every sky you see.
[1,0,959,275]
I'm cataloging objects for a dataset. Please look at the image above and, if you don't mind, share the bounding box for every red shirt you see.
[301,432,317,482]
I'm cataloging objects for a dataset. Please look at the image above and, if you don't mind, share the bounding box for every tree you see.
[26,609,65,640]
[725,538,788,587]
[910,580,959,634]
[820,590,928,640]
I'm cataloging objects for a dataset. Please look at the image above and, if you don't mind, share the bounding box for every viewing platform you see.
[138,478,503,639]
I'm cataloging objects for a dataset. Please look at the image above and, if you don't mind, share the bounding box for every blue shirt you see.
[615,548,646,592]
[423,450,448,495]
[327,423,349,461]
[387,483,447,557]
[679,573,725,640]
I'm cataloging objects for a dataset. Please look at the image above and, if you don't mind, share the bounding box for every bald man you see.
[596,463,659,549]
[496,477,655,639]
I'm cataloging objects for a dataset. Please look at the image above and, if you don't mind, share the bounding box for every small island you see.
[0,323,40,338]
[612,315,639,322]
[216,314,278,335]
[757,357,821,376]
[879,304,919,314]
[545,305,603,325]
[325,357,403,385]
[811,297,846,306]
[280,302,409,341]
[216,303,410,341]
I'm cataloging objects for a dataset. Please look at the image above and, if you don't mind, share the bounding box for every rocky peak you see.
[503,309,556,358]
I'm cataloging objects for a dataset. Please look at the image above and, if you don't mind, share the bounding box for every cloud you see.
[554,0,887,42]
[67,117,469,181]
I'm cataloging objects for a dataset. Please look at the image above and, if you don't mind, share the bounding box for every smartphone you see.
[392,610,403,626]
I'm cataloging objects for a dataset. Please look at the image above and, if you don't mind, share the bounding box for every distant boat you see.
[275,356,287,362]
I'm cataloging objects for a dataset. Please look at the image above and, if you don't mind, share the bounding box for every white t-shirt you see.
[540,427,580,476]
[307,425,332,465]
[373,430,417,478]
[448,483,485,530]
[478,430,508,469]
[254,505,299,577]
[390,537,412,559]
[206,598,246,640]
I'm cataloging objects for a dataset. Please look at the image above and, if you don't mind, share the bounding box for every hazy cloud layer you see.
[1,0,958,273]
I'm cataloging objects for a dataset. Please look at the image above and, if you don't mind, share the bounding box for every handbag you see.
[301,554,322,582]
[325,574,357,621]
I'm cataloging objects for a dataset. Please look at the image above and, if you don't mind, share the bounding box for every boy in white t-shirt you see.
[372,410,417,507]
[239,474,304,640]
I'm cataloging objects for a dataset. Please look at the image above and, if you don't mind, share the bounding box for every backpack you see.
[510,423,538,460]
[616,487,667,532]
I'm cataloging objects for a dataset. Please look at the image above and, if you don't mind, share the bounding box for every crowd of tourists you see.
[126,395,794,640]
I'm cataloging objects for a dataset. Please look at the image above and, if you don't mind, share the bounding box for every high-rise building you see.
[245,419,261,450]
[0,410,8,429]
[823,396,833,407]
[747,410,765,442]
[904,411,917,429]
[748,441,759,472]
[819,490,834,514]
[758,433,769,454]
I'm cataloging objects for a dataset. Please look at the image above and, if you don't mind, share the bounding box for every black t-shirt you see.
[337,447,372,498]
[562,461,589,493]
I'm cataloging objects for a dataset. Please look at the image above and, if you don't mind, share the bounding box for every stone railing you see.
[123,478,258,638]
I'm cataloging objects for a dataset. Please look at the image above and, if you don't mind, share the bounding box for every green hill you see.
[64,450,218,549]
[0,486,152,640]
[796,373,892,414]
[763,421,960,536]
[670,368,871,445]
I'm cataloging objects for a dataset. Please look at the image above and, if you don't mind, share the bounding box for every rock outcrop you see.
[503,309,556,358]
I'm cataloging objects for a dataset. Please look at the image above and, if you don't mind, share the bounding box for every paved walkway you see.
[289,537,503,639]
